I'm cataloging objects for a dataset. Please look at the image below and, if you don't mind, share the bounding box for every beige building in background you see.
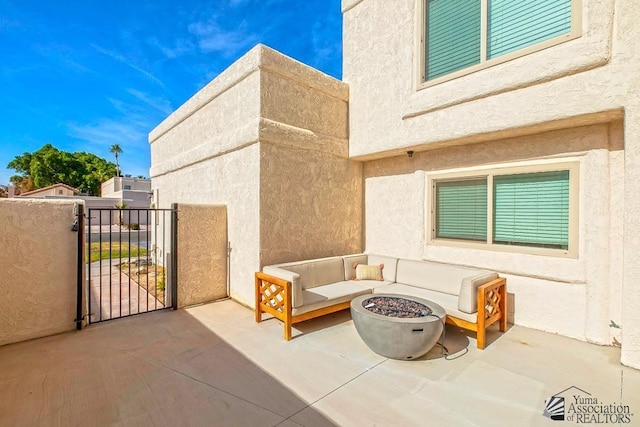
[100,176,151,205]
[17,183,79,198]
[150,0,640,368]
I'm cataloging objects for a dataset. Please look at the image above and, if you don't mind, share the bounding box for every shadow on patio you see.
[0,303,336,426]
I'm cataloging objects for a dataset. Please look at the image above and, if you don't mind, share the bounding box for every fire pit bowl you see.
[350,294,446,360]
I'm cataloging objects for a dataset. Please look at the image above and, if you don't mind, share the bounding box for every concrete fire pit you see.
[350,294,446,360]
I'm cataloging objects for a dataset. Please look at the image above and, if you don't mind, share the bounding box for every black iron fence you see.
[86,208,176,324]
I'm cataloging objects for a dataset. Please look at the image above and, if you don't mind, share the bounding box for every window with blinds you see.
[488,0,573,59]
[424,0,576,83]
[431,166,575,255]
[493,171,570,249]
[435,178,487,241]
[426,0,481,80]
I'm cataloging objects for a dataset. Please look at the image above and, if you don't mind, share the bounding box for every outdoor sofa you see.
[255,254,507,349]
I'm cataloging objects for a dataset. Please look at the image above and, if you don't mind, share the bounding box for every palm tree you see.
[109,144,122,177]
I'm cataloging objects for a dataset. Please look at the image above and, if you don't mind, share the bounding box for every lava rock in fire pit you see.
[362,296,432,318]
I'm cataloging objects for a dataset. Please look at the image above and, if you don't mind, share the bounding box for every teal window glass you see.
[436,178,487,241]
[424,0,574,81]
[493,171,570,249]
[488,0,573,59]
[426,0,481,80]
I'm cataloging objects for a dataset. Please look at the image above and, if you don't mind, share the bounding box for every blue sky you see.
[0,0,343,186]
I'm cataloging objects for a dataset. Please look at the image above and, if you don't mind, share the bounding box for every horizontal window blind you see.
[493,171,570,249]
[436,178,487,241]
[426,0,481,80]
[488,0,572,59]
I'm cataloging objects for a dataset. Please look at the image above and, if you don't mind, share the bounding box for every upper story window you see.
[421,0,581,86]
[124,185,132,190]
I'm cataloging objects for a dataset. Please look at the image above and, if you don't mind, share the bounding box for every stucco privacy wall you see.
[150,46,263,307]
[617,0,640,370]
[0,199,80,346]
[260,143,362,266]
[258,64,360,265]
[364,124,623,343]
[150,45,356,307]
[176,204,228,308]
[151,146,260,307]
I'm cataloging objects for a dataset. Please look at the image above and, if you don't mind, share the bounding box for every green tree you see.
[109,144,122,177]
[9,176,34,194]
[7,143,117,195]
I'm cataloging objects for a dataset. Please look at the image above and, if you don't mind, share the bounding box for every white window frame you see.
[416,0,583,89]
[426,161,580,258]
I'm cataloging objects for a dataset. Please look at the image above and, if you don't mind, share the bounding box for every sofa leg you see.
[477,327,486,350]
[284,321,292,341]
[499,287,508,332]
[255,275,262,323]
[499,315,507,332]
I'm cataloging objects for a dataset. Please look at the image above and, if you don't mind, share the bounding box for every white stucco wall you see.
[0,199,81,346]
[149,46,264,307]
[364,124,623,343]
[343,0,634,159]
[618,0,640,370]
[346,0,640,367]
[622,107,640,369]
[150,45,356,308]
[152,146,260,307]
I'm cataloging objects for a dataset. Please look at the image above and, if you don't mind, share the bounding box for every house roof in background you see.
[18,183,80,196]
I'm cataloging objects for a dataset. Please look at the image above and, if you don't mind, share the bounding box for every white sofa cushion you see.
[396,259,490,296]
[292,281,372,316]
[273,256,345,290]
[354,280,393,291]
[264,254,498,319]
[458,272,499,314]
[374,283,477,323]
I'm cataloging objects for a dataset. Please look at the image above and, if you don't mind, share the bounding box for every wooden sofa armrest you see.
[255,272,294,340]
[477,277,508,334]
[447,277,507,350]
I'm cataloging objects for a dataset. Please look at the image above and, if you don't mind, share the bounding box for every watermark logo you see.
[543,386,634,424]
[544,395,566,421]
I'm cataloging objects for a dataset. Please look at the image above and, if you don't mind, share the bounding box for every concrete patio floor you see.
[88,259,165,323]
[1,299,638,426]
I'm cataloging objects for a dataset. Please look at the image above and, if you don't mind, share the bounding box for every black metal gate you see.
[86,207,176,324]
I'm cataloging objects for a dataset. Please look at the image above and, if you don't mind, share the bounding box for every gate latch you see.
[71,203,80,232]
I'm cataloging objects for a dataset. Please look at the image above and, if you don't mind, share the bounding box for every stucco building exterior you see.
[150,0,640,368]
[100,176,151,205]
[150,47,361,307]
[16,183,79,198]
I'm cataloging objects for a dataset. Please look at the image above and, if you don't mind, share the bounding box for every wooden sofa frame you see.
[255,271,507,349]
[445,277,508,349]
